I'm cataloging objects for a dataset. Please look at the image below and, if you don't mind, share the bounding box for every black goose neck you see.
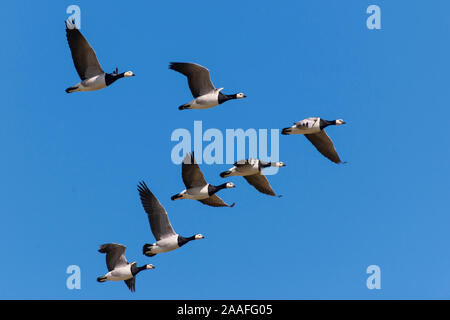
[319,119,336,130]
[105,72,125,86]
[218,92,236,104]
[178,235,196,247]
[208,183,227,195]
[259,161,272,169]
[131,264,146,276]
[215,183,229,191]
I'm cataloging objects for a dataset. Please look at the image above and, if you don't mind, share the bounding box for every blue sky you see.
[1,0,449,299]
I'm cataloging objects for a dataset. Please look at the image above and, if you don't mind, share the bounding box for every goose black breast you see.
[207,184,218,196]
[218,92,231,104]
[319,118,332,130]
[105,73,119,86]
[177,235,189,247]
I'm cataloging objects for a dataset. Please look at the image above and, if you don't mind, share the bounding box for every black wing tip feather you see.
[169,62,206,75]
[137,181,154,205]
[65,19,77,31]
[125,279,136,292]
[182,151,196,165]
[137,181,155,200]
[98,244,108,253]
[331,158,345,164]
[98,243,125,253]
[137,181,162,216]
[169,62,185,71]
[137,180,149,192]
[98,243,116,253]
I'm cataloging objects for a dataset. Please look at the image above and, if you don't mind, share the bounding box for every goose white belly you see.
[153,235,179,253]
[185,185,210,199]
[231,166,259,176]
[75,74,107,92]
[288,118,322,135]
[105,265,132,281]
[229,159,260,176]
[288,126,321,135]
[190,92,219,109]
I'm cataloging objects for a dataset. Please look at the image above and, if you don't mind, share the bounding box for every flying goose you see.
[220,159,286,196]
[282,117,346,164]
[137,181,205,257]
[171,153,236,207]
[65,20,135,93]
[97,243,154,292]
[169,62,246,110]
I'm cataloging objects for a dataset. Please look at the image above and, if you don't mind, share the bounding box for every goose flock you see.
[65,20,347,292]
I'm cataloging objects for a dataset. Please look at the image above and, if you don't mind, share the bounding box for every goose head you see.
[235,93,246,99]
[225,182,236,188]
[272,161,286,167]
[123,71,135,77]
[335,119,346,125]
[145,264,155,270]
[194,234,205,240]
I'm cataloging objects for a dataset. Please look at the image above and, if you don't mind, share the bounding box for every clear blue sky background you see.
[1,0,449,299]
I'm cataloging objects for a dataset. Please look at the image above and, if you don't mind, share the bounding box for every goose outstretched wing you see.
[305,131,342,164]
[137,181,176,241]
[169,62,215,98]
[199,194,234,207]
[243,174,276,196]
[182,152,208,189]
[98,243,128,272]
[66,20,104,80]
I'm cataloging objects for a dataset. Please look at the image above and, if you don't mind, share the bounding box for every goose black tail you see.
[281,127,291,135]
[171,194,182,200]
[65,86,78,93]
[178,104,191,110]
[220,171,231,178]
[143,243,156,257]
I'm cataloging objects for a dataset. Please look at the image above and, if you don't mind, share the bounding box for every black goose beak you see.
[220,171,230,178]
